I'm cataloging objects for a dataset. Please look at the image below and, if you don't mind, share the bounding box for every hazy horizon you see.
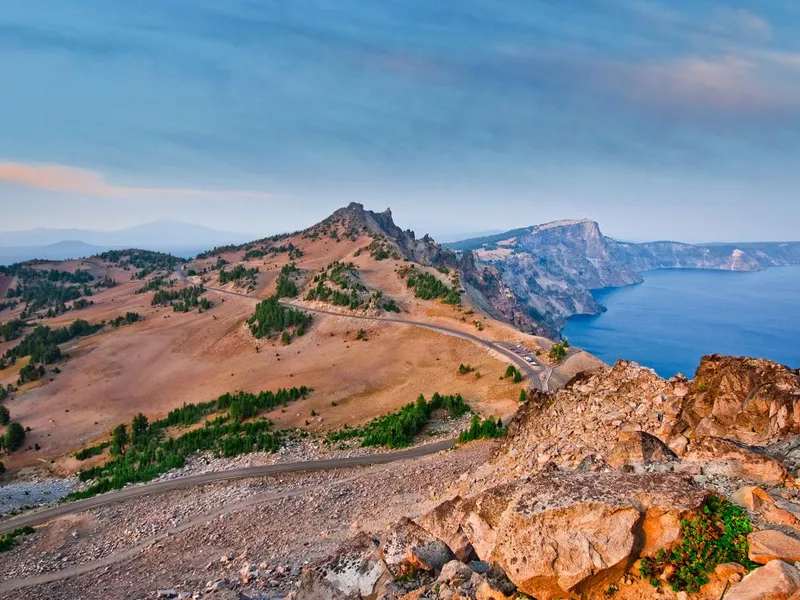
[2,1,800,243]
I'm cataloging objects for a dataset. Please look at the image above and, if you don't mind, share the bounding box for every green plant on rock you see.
[639,496,757,593]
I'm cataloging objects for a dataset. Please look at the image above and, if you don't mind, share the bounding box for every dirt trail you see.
[0,440,454,535]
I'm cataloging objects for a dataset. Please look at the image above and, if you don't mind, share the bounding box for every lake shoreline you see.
[563,265,800,378]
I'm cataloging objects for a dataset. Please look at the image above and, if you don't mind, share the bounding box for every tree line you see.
[248,296,311,342]
[0,265,97,314]
[402,266,461,305]
[70,386,310,500]
[275,263,300,298]
[0,319,25,342]
[0,318,105,369]
[219,264,259,285]
[152,285,211,312]
[96,249,182,279]
[328,393,470,448]
[457,414,506,443]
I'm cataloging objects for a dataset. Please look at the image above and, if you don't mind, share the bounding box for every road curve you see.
[176,267,551,390]
[0,440,454,535]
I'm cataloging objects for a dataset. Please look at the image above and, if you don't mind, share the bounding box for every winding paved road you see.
[0,440,454,535]
[0,268,549,534]
[176,267,553,390]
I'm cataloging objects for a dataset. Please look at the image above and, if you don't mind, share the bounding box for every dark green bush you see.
[70,387,310,500]
[458,414,506,442]
[248,296,311,340]
[0,526,35,553]
[328,393,470,448]
[639,496,757,592]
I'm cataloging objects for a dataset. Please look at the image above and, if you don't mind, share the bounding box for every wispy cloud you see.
[0,161,269,198]
[712,8,772,41]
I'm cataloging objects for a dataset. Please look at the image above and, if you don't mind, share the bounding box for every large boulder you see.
[732,487,800,531]
[725,560,800,600]
[379,517,456,575]
[293,532,389,600]
[683,436,787,484]
[419,481,522,562]
[605,431,677,470]
[749,530,800,565]
[420,471,707,600]
[678,355,800,445]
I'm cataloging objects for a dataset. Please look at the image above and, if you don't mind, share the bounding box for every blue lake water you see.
[563,266,800,378]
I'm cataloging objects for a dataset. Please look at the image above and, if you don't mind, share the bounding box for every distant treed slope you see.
[455,219,800,338]
[444,227,536,252]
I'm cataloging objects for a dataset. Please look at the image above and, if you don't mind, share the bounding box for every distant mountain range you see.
[0,220,250,264]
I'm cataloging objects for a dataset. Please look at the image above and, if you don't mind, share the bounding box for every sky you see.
[0,0,799,243]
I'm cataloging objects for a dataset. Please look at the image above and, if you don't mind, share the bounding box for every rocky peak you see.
[519,218,613,263]
[317,203,457,268]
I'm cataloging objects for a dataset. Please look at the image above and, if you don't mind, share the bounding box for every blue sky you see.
[0,0,799,242]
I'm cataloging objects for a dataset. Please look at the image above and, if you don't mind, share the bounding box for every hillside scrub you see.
[327,393,470,448]
[96,249,181,279]
[3,422,26,452]
[457,414,506,442]
[110,312,141,327]
[248,296,311,340]
[0,318,104,368]
[0,526,35,553]
[275,263,300,298]
[219,264,258,286]
[152,285,209,312]
[0,318,25,342]
[0,264,95,313]
[17,363,45,385]
[400,265,461,305]
[71,387,310,500]
[503,365,524,383]
[549,340,570,361]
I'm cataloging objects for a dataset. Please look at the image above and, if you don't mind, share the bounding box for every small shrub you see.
[458,364,475,375]
[639,496,757,593]
[549,341,568,361]
[0,526,35,553]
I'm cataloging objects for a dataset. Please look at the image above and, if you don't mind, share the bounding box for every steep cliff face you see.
[454,220,800,337]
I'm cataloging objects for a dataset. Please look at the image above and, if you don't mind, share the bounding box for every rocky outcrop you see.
[449,218,800,334]
[459,250,557,337]
[749,530,800,564]
[682,436,787,484]
[379,517,455,575]
[605,431,677,470]
[294,355,799,600]
[725,560,800,600]
[421,471,707,600]
[493,356,799,480]
[677,355,800,445]
[324,203,458,268]
[732,486,800,531]
[293,532,389,600]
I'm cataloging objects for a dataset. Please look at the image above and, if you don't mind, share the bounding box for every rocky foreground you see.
[2,354,800,600]
[294,355,800,600]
